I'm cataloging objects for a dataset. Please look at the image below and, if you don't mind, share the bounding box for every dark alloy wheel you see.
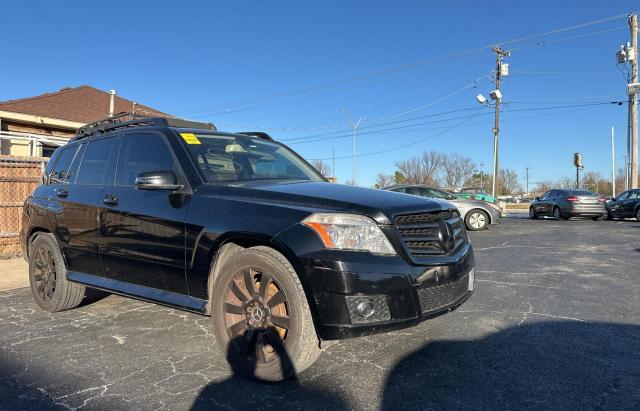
[529,207,537,220]
[28,233,86,312]
[32,245,57,303]
[636,208,640,222]
[222,266,291,366]
[211,246,320,382]
[553,207,561,221]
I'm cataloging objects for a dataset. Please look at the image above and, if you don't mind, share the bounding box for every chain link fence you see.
[0,155,48,258]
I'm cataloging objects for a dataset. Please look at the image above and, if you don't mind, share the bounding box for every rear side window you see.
[116,134,176,186]
[629,191,640,199]
[77,137,120,186]
[48,145,79,184]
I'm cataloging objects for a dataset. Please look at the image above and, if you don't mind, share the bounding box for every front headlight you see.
[302,213,396,255]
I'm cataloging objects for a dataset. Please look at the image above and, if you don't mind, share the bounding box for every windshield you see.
[179,133,325,183]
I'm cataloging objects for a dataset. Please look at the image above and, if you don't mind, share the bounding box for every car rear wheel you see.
[605,210,613,220]
[210,246,320,382]
[465,209,489,231]
[529,207,538,220]
[28,233,86,312]
[636,208,640,222]
[553,207,562,221]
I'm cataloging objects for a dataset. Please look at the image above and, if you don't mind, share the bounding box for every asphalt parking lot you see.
[1,218,639,410]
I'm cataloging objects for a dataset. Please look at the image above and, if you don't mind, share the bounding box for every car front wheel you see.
[465,209,489,231]
[210,246,321,382]
[636,208,640,222]
[529,207,537,219]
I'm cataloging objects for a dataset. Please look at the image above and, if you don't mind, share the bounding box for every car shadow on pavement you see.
[381,321,640,410]
[190,328,348,410]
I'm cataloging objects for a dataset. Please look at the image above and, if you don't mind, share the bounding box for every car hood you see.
[197,180,454,224]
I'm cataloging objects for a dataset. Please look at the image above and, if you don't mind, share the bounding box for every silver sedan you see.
[383,185,502,231]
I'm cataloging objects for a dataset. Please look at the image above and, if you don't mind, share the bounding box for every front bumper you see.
[300,243,475,340]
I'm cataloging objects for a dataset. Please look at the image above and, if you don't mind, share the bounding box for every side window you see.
[48,145,79,184]
[404,187,421,196]
[617,191,629,201]
[76,137,120,186]
[64,144,86,185]
[116,134,176,186]
[629,191,640,200]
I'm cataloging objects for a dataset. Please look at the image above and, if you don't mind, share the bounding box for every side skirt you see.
[67,271,208,315]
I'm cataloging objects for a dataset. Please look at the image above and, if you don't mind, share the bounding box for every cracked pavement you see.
[1,218,639,410]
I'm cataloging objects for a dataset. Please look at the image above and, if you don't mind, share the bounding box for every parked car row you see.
[382,185,501,231]
[529,188,640,221]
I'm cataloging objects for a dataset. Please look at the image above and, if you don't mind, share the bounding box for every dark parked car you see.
[529,189,605,220]
[606,189,640,220]
[21,114,475,382]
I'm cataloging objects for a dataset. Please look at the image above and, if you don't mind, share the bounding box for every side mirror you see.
[534,197,540,201]
[135,171,182,191]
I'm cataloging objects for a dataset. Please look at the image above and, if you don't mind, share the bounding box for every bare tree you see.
[441,154,475,188]
[499,169,521,195]
[374,173,396,188]
[310,159,331,178]
[394,150,444,185]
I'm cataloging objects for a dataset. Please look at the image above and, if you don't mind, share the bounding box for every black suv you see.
[21,114,475,381]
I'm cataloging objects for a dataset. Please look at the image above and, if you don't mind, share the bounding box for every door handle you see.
[56,189,69,198]
[103,194,119,206]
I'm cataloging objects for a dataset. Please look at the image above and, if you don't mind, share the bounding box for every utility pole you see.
[618,14,638,188]
[491,46,510,197]
[525,167,530,196]
[623,155,629,189]
[611,127,616,197]
[480,161,485,189]
[631,14,638,188]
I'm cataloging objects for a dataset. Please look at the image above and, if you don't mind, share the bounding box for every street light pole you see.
[491,46,509,198]
[479,161,485,189]
[340,108,362,185]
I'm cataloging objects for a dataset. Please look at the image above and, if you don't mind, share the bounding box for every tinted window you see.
[616,191,629,200]
[116,134,176,186]
[566,189,595,196]
[404,187,422,196]
[65,144,86,184]
[49,145,79,184]
[77,138,119,185]
[628,190,640,200]
[182,133,323,183]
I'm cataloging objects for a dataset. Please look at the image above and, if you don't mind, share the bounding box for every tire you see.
[606,210,613,220]
[529,207,538,220]
[28,233,86,312]
[465,209,489,231]
[210,246,320,382]
[592,215,603,221]
[636,208,640,222]
[553,207,562,221]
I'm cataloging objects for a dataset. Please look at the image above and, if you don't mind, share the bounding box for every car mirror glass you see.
[135,171,182,191]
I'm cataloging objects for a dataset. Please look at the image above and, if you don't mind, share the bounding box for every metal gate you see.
[0,155,48,258]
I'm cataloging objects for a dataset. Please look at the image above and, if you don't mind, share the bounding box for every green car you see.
[457,187,496,203]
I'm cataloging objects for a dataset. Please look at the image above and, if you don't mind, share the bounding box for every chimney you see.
[109,89,117,117]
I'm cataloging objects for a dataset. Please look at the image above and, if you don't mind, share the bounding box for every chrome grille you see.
[394,210,467,261]
[417,273,470,314]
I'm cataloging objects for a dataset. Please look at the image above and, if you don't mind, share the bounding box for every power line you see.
[171,12,633,117]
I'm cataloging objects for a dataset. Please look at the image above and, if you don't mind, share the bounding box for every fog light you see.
[356,299,375,319]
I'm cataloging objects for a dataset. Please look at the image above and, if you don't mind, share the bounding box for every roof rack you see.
[73,112,216,141]
[236,131,273,141]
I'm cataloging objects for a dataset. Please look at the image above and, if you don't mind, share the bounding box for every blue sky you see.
[1,1,638,187]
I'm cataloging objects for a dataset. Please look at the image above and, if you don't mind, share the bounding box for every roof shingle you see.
[0,85,170,124]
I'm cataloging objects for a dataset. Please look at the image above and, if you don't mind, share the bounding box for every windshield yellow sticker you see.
[180,132,201,145]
